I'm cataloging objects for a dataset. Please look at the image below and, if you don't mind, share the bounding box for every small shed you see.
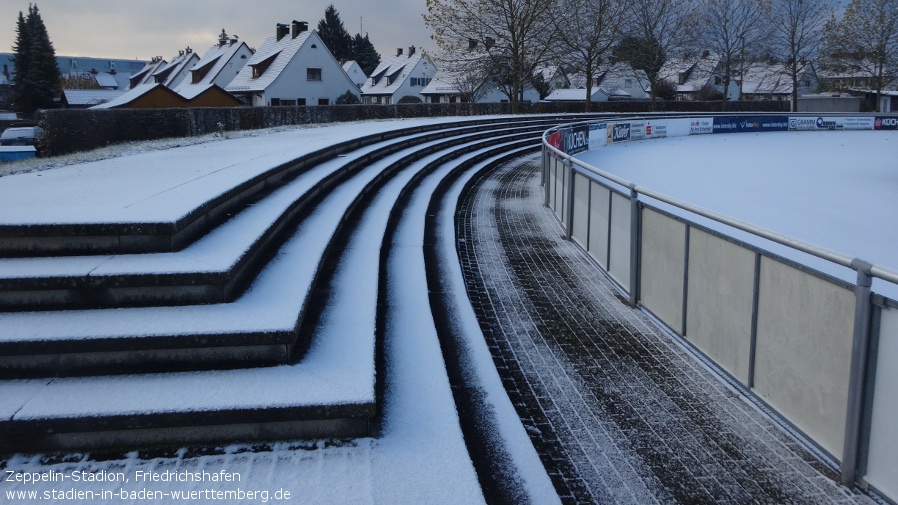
[177,83,243,107]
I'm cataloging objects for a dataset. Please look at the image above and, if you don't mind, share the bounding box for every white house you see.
[178,29,253,93]
[740,62,818,101]
[129,57,167,89]
[661,53,740,101]
[152,48,200,89]
[342,60,367,89]
[420,69,540,104]
[227,21,359,106]
[361,46,437,104]
[544,88,609,103]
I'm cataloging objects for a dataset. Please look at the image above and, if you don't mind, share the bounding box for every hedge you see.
[34,100,790,157]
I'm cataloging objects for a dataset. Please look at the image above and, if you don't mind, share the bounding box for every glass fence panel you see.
[864,304,898,497]
[754,256,855,460]
[587,182,611,270]
[571,172,590,248]
[639,208,686,332]
[685,229,756,386]
[608,192,632,292]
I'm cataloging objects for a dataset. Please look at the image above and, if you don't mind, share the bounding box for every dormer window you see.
[250,51,281,79]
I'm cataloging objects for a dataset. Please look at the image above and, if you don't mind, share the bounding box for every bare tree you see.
[552,0,628,111]
[700,0,773,109]
[822,0,898,111]
[424,0,556,112]
[624,0,699,106]
[769,0,832,111]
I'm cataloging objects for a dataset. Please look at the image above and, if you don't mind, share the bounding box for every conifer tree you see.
[352,33,381,76]
[317,4,353,61]
[11,4,61,112]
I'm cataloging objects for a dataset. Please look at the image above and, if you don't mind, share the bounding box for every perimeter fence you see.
[542,113,898,500]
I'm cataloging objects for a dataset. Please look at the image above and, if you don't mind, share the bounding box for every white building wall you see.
[211,46,254,89]
[263,37,359,105]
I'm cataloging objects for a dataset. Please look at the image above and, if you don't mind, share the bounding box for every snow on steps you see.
[0,119,553,452]
[0,123,547,312]
[0,132,540,379]
[0,117,537,257]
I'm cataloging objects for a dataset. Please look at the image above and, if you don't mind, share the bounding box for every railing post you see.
[841,258,874,487]
[628,185,640,306]
[564,159,575,241]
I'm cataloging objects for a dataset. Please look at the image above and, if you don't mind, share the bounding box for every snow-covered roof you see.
[94,72,118,88]
[420,71,463,95]
[130,59,167,88]
[174,83,215,100]
[89,83,183,109]
[227,30,314,93]
[341,60,367,88]
[544,88,608,102]
[741,62,815,96]
[152,50,199,88]
[361,51,432,96]
[188,38,251,87]
[63,89,125,106]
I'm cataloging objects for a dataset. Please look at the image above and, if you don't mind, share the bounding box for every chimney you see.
[276,23,289,41]
[292,20,308,38]
[702,50,710,59]
[469,39,477,51]
[230,35,239,46]
[397,48,403,57]
[409,46,416,57]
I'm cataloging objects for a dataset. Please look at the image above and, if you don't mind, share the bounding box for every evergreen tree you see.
[11,4,61,112]
[317,4,353,61]
[352,33,381,76]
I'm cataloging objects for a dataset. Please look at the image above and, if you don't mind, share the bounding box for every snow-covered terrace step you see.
[0,124,547,311]
[0,117,534,257]
[0,139,538,453]
[0,133,539,379]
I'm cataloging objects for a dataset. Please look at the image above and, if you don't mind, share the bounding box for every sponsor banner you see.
[689,118,713,135]
[875,116,898,130]
[644,119,668,139]
[713,116,789,133]
[629,121,646,141]
[563,125,589,155]
[607,122,631,144]
[588,123,607,149]
[547,130,563,153]
[789,116,875,131]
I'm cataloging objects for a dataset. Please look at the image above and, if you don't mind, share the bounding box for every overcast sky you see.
[0,0,434,62]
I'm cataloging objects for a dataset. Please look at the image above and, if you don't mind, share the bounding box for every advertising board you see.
[789,116,875,131]
[874,117,898,130]
[589,123,607,150]
[713,116,789,133]
[607,123,631,144]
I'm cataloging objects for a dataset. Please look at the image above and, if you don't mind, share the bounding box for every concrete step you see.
[0,134,539,379]
[0,117,538,257]
[0,139,537,454]
[0,125,544,312]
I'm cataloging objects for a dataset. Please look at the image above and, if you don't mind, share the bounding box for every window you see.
[410,77,430,87]
[251,51,281,79]
[281,99,296,106]
[298,98,306,105]
[270,98,281,106]
[318,98,329,105]
[307,68,322,81]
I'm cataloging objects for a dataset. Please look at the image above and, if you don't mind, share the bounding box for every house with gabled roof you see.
[152,48,200,89]
[176,29,252,104]
[420,69,540,104]
[129,57,167,89]
[740,62,818,101]
[342,60,367,89]
[361,46,437,104]
[661,52,739,101]
[226,21,359,106]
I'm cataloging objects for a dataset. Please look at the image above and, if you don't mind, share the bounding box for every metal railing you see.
[541,113,898,500]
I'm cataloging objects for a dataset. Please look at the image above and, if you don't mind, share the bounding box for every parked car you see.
[0,126,42,147]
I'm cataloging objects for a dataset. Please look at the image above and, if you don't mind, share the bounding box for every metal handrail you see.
[543,119,898,285]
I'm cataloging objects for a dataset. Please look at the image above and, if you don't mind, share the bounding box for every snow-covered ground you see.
[576,131,898,297]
